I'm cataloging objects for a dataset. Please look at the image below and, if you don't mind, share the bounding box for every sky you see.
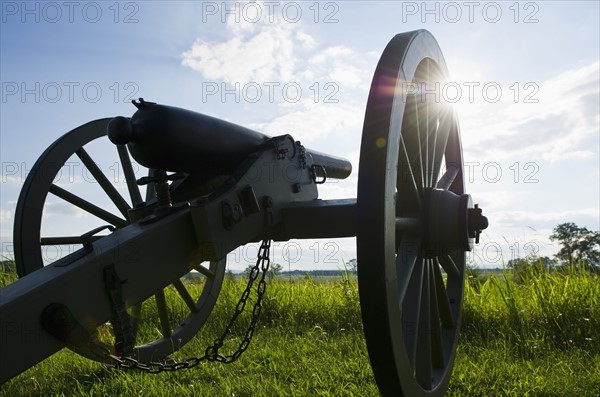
[0,1,599,272]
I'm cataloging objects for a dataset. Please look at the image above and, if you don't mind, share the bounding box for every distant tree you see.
[346,258,358,273]
[507,256,555,283]
[244,262,283,279]
[268,263,283,279]
[243,264,256,276]
[225,269,236,280]
[508,256,555,270]
[537,256,557,269]
[506,257,529,271]
[550,223,600,266]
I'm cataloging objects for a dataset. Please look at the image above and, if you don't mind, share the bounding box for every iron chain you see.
[205,238,271,363]
[93,239,272,373]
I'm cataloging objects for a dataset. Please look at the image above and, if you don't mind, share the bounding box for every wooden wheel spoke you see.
[424,97,430,188]
[154,290,172,338]
[401,94,425,194]
[439,255,460,280]
[415,98,427,188]
[415,95,426,190]
[117,145,144,207]
[192,264,216,279]
[427,108,438,188]
[433,259,454,328]
[396,235,421,304]
[424,60,442,188]
[402,260,424,368]
[431,107,452,188]
[173,279,198,313]
[40,236,102,245]
[442,123,464,194]
[398,134,422,213]
[421,94,434,188]
[49,184,127,228]
[429,261,445,369]
[416,96,438,189]
[436,165,459,191]
[415,262,433,389]
[415,93,429,188]
[76,147,131,218]
[424,59,431,188]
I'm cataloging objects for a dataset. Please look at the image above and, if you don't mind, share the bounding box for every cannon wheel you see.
[357,30,467,395]
[13,118,226,363]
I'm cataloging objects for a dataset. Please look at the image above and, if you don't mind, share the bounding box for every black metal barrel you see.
[107,100,352,179]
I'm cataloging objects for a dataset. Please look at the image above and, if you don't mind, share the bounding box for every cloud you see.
[42,201,87,217]
[248,102,363,142]
[473,189,525,213]
[181,22,297,84]
[492,208,599,230]
[460,61,600,163]
[181,4,333,86]
[309,46,354,64]
[180,6,373,97]
[296,31,316,50]
[0,209,11,221]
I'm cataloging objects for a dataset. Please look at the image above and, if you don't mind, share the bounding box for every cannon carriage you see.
[1,30,487,396]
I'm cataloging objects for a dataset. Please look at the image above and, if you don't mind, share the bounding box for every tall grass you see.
[462,265,599,355]
[453,264,600,396]
[1,265,599,396]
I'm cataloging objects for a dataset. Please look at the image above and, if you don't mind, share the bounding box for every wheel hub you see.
[423,188,488,258]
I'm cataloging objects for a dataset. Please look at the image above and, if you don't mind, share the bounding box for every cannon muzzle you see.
[107,100,352,179]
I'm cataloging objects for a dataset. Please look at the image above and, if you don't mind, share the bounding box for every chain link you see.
[204,239,271,364]
[92,239,272,373]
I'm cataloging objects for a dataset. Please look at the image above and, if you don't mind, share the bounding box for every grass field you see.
[1,266,599,396]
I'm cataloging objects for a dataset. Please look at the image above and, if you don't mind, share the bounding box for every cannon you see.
[0,30,488,396]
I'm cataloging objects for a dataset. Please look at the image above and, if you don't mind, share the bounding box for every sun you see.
[443,59,485,122]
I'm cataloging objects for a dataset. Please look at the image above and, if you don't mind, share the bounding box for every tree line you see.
[507,222,599,279]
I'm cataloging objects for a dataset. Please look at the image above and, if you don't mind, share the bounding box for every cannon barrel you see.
[108,100,352,179]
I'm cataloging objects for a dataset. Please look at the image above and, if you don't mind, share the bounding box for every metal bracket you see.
[54,225,116,267]
[310,164,327,184]
[222,200,243,229]
[238,186,260,215]
[468,204,488,244]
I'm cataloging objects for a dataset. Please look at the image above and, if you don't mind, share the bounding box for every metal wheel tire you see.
[357,30,468,396]
[13,118,225,363]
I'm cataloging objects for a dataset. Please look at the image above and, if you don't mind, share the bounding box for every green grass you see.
[451,265,600,396]
[1,268,599,396]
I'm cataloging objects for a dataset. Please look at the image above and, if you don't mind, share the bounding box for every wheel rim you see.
[13,119,226,363]
[357,30,468,396]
